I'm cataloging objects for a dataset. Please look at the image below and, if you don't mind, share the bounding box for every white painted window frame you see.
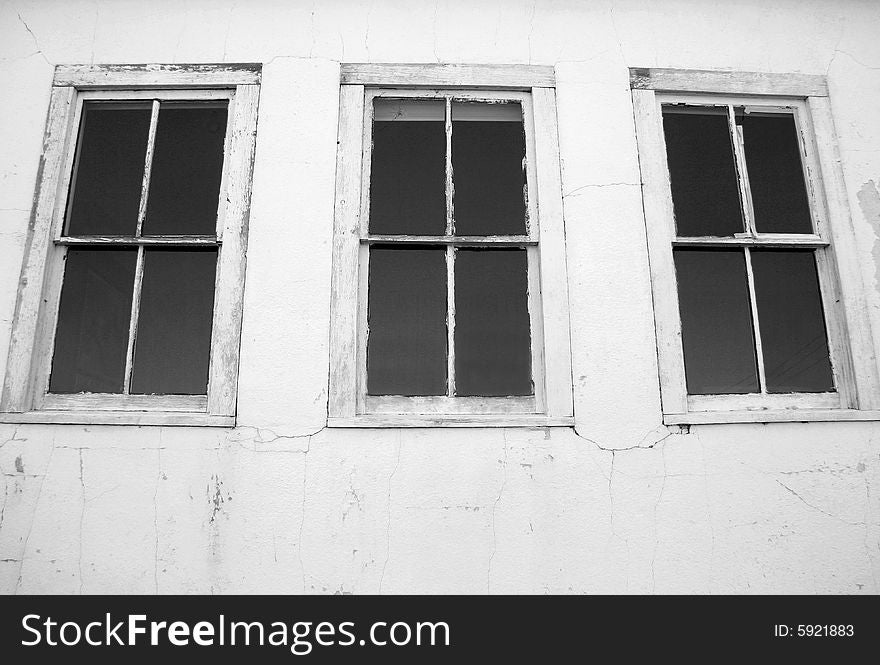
[631,67,880,425]
[0,64,261,427]
[329,64,573,428]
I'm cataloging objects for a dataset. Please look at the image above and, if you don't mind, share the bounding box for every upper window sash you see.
[54,89,234,244]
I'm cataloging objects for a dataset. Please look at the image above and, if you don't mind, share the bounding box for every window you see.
[0,64,261,426]
[631,68,880,424]
[329,65,573,427]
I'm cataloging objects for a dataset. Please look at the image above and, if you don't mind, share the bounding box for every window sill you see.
[0,410,234,427]
[328,414,575,428]
[664,409,880,425]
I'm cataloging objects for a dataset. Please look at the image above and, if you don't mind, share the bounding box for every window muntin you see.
[357,89,544,416]
[659,97,846,411]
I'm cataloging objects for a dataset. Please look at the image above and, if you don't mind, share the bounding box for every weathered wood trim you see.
[41,393,206,412]
[206,83,260,417]
[672,235,828,248]
[3,78,260,423]
[361,235,536,246]
[54,63,261,88]
[808,96,880,409]
[328,85,366,419]
[332,84,568,422]
[688,392,840,412]
[792,99,859,409]
[341,63,555,89]
[57,235,220,246]
[629,68,828,97]
[742,248,769,392]
[1,86,76,413]
[366,395,536,415]
[122,246,146,394]
[530,87,571,418]
[635,84,876,420]
[328,415,575,428]
[0,411,233,427]
[631,88,689,416]
[665,409,880,425]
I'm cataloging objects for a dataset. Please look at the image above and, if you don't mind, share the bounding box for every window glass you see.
[451,102,526,236]
[367,246,447,395]
[65,104,151,236]
[751,250,833,392]
[49,248,137,393]
[143,103,228,235]
[455,248,532,396]
[369,99,446,235]
[741,113,813,234]
[674,249,759,394]
[662,107,743,237]
[130,248,218,395]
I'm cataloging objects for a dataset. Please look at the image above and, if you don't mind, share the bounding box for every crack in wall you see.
[0,478,8,543]
[221,2,234,62]
[775,479,865,527]
[342,467,363,523]
[432,0,440,63]
[378,433,402,594]
[487,430,509,594]
[78,449,84,594]
[699,432,717,594]
[15,11,50,66]
[563,182,641,198]
[526,0,537,64]
[650,443,667,593]
[153,444,161,594]
[308,0,317,59]
[14,434,55,594]
[298,434,312,593]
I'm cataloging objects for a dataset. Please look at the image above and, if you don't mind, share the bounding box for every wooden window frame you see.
[631,68,880,425]
[0,64,261,427]
[329,64,573,428]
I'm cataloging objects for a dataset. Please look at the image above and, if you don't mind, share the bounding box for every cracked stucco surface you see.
[1,422,878,594]
[1,0,880,594]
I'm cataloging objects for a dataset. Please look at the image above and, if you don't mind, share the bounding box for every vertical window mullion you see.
[123,99,158,394]
[136,99,160,237]
[122,245,145,394]
[444,97,456,397]
[743,246,768,394]
[446,245,456,397]
[728,104,757,237]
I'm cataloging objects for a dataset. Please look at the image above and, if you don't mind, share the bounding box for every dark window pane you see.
[367,246,447,395]
[742,113,813,234]
[49,249,137,393]
[66,104,151,236]
[751,250,833,393]
[451,102,526,235]
[369,99,446,235]
[662,107,743,237]
[455,248,532,396]
[143,103,229,235]
[674,249,759,394]
[130,249,217,395]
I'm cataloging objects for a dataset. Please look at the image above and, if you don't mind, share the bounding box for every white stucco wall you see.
[1,0,879,594]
